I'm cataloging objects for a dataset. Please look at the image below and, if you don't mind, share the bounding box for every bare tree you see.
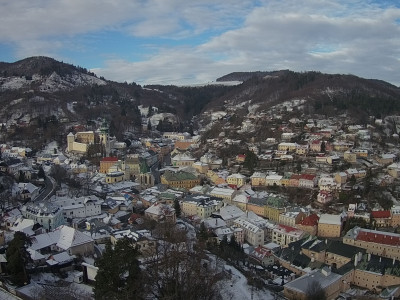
[143,221,223,300]
[306,280,326,300]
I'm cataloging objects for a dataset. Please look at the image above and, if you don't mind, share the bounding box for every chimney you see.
[368,253,371,261]
[354,253,358,267]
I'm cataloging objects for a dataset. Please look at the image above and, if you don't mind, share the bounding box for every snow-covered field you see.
[218,265,274,300]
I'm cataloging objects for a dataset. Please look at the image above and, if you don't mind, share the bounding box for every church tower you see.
[67,132,75,153]
[99,119,110,156]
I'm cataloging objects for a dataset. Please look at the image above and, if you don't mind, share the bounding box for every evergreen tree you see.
[38,166,45,179]
[147,105,153,117]
[173,199,181,218]
[18,171,25,183]
[6,232,32,286]
[94,239,142,300]
[243,150,258,173]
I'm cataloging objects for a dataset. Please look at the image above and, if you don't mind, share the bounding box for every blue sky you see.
[0,0,399,86]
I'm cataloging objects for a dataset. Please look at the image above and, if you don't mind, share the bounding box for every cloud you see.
[1,0,399,85]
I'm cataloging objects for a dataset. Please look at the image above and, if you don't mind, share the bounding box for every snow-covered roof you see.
[319,214,342,225]
[30,225,94,251]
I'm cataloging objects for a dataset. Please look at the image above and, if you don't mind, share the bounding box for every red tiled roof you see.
[300,174,316,181]
[356,230,400,246]
[277,224,299,233]
[290,174,301,180]
[101,157,118,162]
[300,214,319,226]
[371,210,391,219]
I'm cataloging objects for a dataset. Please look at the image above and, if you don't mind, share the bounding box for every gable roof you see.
[356,229,400,246]
[30,225,94,251]
[371,210,391,219]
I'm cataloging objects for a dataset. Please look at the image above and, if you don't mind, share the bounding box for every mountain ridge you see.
[1,56,400,148]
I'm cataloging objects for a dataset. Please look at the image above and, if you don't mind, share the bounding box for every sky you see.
[0,0,399,86]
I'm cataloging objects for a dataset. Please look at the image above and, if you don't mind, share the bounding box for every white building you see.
[22,202,64,230]
[53,195,102,220]
[234,217,264,247]
[272,224,305,248]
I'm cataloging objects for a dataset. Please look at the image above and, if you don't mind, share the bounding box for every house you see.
[265,196,286,223]
[279,211,306,227]
[161,170,200,190]
[391,206,400,227]
[99,157,119,173]
[21,202,64,230]
[17,182,40,200]
[250,172,267,186]
[265,174,282,186]
[110,229,156,256]
[343,226,400,260]
[387,163,400,178]
[234,217,264,247]
[278,142,297,152]
[53,195,102,221]
[226,173,246,188]
[335,172,348,184]
[209,187,236,202]
[171,152,196,167]
[232,193,248,211]
[145,202,176,223]
[181,195,222,219]
[344,150,357,163]
[296,214,319,236]
[249,246,275,266]
[213,205,245,226]
[318,176,338,191]
[299,174,316,189]
[288,174,301,187]
[29,225,94,256]
[283,268,343,300]
[317,190,333,205]
[377,153,396,165]
[317,214,343,238]
[272,225,305,248]
[371,210,391,227]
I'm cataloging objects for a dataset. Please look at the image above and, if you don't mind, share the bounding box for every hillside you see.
[1,57,400,149]
[207,71,400,121]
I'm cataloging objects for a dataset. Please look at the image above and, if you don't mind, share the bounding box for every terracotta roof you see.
[101,157,118,162]
[299,214,319,226]
[300,174,316,181]
[371,210,391,219]
[356,230,400,246]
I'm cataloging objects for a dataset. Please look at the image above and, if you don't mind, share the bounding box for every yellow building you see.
[250,172,266,186]
[343,227,400,261]
[344,150,357,163]
[317,214,342,238]
[226,173,246,187]
[106,171,125,184]
[284,268,343,300]
[161,171,200,190]
[278,142,297,151]
[264,196,286,223]
[193,161,208,174]
[100,157,119,173]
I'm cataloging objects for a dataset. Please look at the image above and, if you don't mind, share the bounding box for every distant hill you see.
[1,56,400,148]
[208,70,400,120]
[216,70,289,82]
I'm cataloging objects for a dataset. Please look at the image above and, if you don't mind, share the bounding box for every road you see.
[33,176,56,202]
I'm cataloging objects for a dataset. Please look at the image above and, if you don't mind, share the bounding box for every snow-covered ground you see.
[219,265,274,300]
